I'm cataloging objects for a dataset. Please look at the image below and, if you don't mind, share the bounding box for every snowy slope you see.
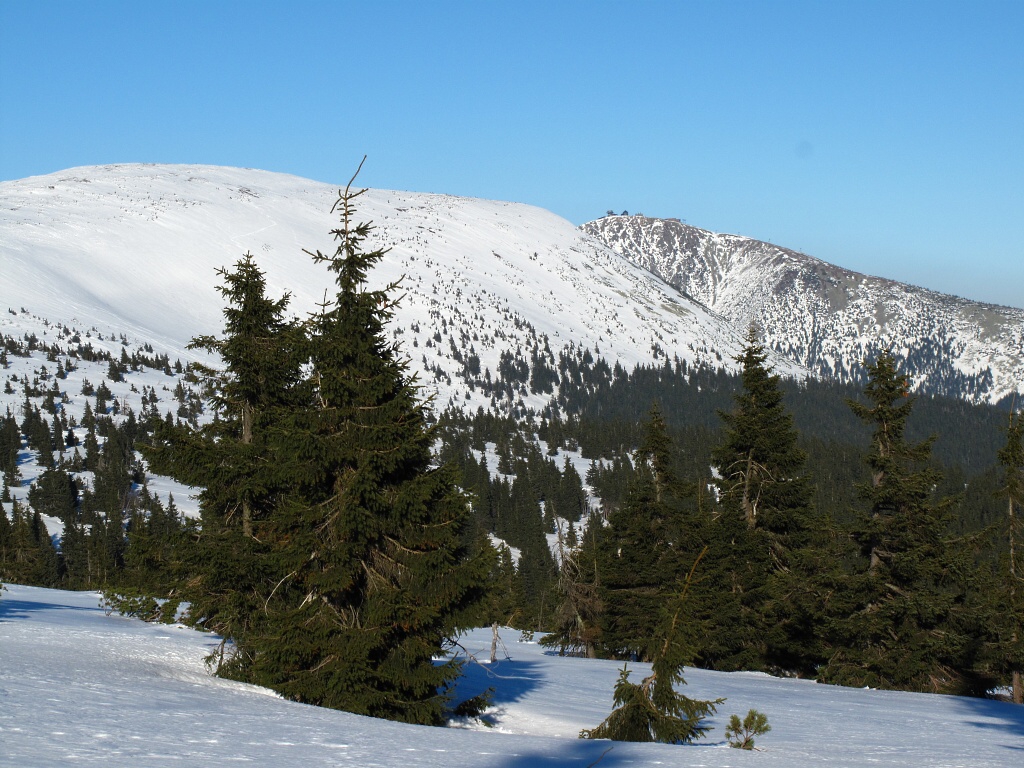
[3,584,1022,767]
[0,307,202,533]
[0,165,799,418]
[583,215,1024,404]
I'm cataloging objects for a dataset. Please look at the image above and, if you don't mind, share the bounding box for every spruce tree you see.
[27,468,77,524]
[996,409,1024,703]
[820,352,973,692]
[141,253,300,672]
[708,327,818,673]
[0,412,22,482]
[594,406,703,661]
[3,499,59,586]
[0,499,10,586]
[712,326,810,535]
[479,541,519,628]
[250,163,490,725]
[112,491,190,619]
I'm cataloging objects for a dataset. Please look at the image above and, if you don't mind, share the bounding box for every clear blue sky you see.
[2,1,1022,308]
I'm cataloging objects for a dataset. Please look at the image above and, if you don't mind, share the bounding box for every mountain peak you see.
[582,214,1024,405]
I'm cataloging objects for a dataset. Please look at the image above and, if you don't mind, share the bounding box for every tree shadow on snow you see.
[0,596,96,622]
[490,740,648,767]
[446,655,547,708]
[955,695,1024,751]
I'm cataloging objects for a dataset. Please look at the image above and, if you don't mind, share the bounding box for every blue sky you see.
[2,1,1022,308]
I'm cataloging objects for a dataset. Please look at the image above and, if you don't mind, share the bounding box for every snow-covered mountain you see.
[4,164,1018,409]
[0,165,798,418]
[582,215,1024,404]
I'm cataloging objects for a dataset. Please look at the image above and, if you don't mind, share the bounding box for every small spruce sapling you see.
[580,549,722,744]
[725,709,771,750]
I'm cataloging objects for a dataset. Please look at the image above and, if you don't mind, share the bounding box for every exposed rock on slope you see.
[582,215,1023,404]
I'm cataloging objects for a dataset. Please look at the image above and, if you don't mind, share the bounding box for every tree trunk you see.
[241,401,253,538]
[1011,496,1020,704]
[742,451,756,528]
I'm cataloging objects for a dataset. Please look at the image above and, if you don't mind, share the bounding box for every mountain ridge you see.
[0,164,800,416]
[582,214,1023,404]
[3,163,1019,408]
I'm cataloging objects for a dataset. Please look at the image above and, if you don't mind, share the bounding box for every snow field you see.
[2,584,1022,767]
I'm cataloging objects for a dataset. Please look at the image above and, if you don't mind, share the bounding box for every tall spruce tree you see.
[141,253,301,672]
[712,326,811,536]
[593,406,704,662]
[249,163,490,724]
[820,352,973,693]
[707,327,818,673]
[996,409,1024,703]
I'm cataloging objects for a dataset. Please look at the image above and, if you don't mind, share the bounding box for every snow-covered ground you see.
[2,584,1021,767]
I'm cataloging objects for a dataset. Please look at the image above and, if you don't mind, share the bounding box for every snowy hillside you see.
[0,165,797,419]
[3,583,1022,767]
[583,215,1024,404]
[0,306,202,531]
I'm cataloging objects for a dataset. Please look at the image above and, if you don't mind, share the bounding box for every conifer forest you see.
[2,176,1023,738]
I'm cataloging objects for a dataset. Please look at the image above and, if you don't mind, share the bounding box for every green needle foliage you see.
[995,409,1024,703]
[821,352,975,693]
[712,326,810,535]
[725,708,771,750]
[142,251,302,675]
[144,161,490,725]
[582,550,722,744]
[246,163,491,724]
[593,405,705,662]
[707,326,821,674]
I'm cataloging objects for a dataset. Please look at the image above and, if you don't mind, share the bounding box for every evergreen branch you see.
[263,570,298,614]
[659,545,708,659]
[307,653,339,675]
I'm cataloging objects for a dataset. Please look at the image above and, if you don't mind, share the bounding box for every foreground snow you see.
[2,585,1021,766]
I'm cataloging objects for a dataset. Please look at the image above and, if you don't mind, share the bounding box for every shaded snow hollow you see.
[2,584,1021,767]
